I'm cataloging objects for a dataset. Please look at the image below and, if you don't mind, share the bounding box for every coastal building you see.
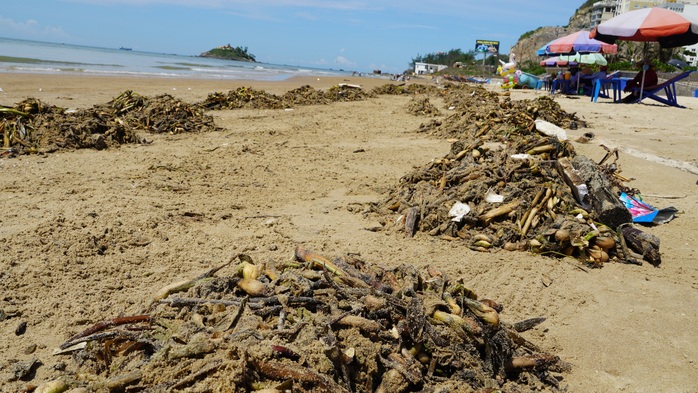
[615,0,661,14]
[674,4,698,65]
[613,0,698,14]
[414,62,448,75]
[590,1,618,27]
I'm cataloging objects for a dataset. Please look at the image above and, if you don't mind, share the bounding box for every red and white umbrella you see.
[591,7,698,102]
[591,7,698,48]
[538,30,617,56]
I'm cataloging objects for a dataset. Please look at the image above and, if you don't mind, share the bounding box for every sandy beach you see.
[1,73,696,392]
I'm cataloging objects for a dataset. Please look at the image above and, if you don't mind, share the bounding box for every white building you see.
[414,62,448,75]
[674,4,698,65]
[591,1,618,27]
[615,0,698,14]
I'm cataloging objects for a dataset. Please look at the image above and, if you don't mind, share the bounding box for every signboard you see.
[475,40,500,53]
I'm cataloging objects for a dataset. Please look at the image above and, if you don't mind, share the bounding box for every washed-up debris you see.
[619,192,678,225]
[368,85,661,267]
[197,84,377,110]
[101,90,217,135]
[45,247,565,392]
[1,91,216,155]
[373,83,442,96]
[406,95,442,117]
[0,83,418,157]
[198,86,287,110]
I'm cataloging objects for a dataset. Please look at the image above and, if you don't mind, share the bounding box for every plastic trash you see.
[534,119,568,141]
[448,202,471,222]
[620,193,678,225]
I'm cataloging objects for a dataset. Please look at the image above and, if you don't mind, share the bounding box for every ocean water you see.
[0,37,353,81]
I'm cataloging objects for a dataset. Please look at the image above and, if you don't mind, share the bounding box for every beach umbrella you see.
[591,7,698,48]
[540,53,607,67]
[591,7,698,101]
[563,53,608,65]
[540,57,572,67]
[537,30,618,56]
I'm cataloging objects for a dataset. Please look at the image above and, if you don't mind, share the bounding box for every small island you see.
[199,43,256,62]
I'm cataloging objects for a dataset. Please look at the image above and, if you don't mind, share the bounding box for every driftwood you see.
[620,225,661,266]
[571,155,632,228]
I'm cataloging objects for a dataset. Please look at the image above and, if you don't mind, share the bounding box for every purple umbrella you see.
[538,30,618,56]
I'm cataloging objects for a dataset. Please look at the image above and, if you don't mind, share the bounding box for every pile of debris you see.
[0,82,444,157]
[406,95,443,117]
[415,86,584,139]
[368,85,660,267]
[197,84,377,110]
[40,246,565,392]
[371,83,441,96]
[1,91,216,155]
[0,82,661,267]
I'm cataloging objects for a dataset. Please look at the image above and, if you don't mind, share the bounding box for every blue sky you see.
[1,0,583,74]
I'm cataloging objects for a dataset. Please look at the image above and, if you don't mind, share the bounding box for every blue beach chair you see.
[625,70,695,108]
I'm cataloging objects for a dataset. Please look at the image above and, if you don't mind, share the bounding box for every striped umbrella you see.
[537,30,618,56]
[591,7,698,102]
[540,53,607,67]
[591,7,698,48]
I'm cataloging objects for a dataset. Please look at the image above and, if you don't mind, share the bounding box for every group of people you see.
[553,65,608,94]
[552,59,658,103]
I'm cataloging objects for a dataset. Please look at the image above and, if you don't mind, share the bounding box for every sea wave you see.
[0,37,354,81]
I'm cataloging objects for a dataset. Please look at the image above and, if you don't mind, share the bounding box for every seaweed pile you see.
[197,84,377,110]
[406,95,443,117]
[416,86,584,139]
[42,246,565,392]
[1,91,216,155]
[368,86,659,267]
[1,82,659,266]
[0,82,438,157]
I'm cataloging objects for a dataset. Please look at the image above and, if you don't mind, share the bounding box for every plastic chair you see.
[590,71,622,103]
[626,70,695,108]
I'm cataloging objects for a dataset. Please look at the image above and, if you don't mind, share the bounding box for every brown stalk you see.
[60,315,151,349]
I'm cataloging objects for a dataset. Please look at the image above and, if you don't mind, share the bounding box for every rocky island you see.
[199,43,256,62]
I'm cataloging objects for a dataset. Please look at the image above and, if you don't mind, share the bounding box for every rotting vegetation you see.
[0,82,661,267]
[366,86,660,268]
[0,82,662,265]
[36,246,566,392]
[1,81,663,391]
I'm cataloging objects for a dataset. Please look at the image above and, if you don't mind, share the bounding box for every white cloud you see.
[335,55,355,67]
[0,15,69,39]
[65,0,378,11]
[295,11,320,20]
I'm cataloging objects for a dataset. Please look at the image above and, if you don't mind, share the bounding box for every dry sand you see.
[0,73,696,392]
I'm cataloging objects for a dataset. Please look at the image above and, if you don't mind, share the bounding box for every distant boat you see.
[119,47,132,51]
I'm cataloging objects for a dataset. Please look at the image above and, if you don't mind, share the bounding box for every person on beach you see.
[581,65,608,90]
[621,60,658,103]
[565,65,583,94]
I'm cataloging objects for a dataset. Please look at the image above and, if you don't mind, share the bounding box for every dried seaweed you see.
[49,247,565,392]
[367,85,641,267]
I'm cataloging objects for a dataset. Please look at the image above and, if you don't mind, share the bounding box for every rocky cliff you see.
[511,4,593,65]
